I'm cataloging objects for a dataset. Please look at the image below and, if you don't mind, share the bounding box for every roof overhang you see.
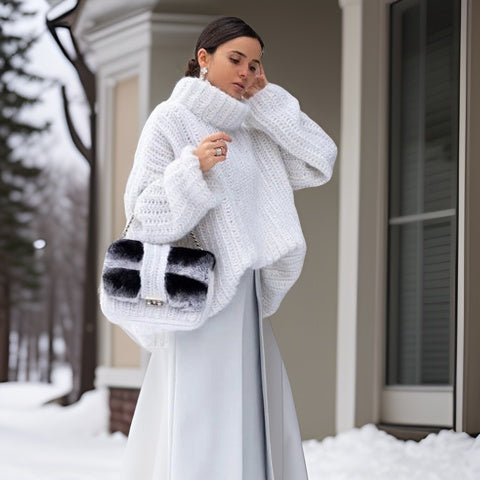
[46,0,162,38]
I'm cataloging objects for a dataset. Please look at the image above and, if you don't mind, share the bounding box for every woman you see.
[120,16,337,480]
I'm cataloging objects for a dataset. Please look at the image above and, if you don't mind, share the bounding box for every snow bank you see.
[303,423,480,479]
[0,387,125,480]
[0,387,109,438]
[1,379,480,479]
[0,366,71,409]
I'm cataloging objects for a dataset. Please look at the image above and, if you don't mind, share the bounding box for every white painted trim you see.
[96,63,149,368]
[455,0,468,433]
[96,73,115,367]
[84,15,152,70]
[87,11,214,41]
[74,0,159,37]
[97,50,151,126]
[84,12,213,68]
[339,0,363,9]
[336,0,363,434]
[381,388,453,427]
[95,366,145,389]
[93,24,150,369]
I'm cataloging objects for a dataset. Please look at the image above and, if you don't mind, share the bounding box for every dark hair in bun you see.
[185,16,264,77]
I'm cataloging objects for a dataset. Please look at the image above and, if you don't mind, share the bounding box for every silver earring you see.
[200,66,208,81]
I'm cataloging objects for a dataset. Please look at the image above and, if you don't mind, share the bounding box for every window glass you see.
[386,0,460,386]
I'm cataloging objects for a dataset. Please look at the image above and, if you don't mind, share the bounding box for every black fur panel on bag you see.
[107,239,144,262]
[167,247,216,270]
[165,273,208,312]
[103,267,141,298]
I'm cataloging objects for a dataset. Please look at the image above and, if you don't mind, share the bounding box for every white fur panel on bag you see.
[140,243,170,303]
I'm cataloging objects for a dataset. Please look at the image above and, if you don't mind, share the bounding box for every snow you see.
[0,365,71,409]
[0,378,479,479]
[0,381,125,480]
[304,425,480,479]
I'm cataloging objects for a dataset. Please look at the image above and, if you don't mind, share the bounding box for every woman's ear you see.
[197,48,209,68]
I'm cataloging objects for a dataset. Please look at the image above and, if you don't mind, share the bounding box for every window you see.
[386,0,460,387]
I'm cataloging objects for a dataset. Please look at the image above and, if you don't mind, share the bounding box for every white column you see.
[336,0,363,433]
[454,0,467,433]
[79,10,214,381]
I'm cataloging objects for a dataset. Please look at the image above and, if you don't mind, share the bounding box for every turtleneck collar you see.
[169,77,250,130]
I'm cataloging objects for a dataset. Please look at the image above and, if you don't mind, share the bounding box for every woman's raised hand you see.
[243,63,268,99]
[194,132,232,172]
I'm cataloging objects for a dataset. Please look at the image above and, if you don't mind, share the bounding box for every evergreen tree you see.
[0,0,49,381]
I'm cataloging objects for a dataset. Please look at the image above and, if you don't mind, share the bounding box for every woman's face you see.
[198,36,263,100]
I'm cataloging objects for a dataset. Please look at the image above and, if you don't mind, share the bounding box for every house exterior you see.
[336,0,480,439]
[59,0,478,441]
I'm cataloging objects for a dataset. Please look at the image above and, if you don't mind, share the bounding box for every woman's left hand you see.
[243,64,268,99]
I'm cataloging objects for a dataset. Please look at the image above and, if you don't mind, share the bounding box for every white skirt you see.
[120,269,306,480]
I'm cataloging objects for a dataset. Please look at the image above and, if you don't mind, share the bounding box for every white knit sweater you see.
[124,76,337,321]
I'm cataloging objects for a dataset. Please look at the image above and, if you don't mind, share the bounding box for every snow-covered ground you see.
[1,376,479,480]
[304,426,480,479]
[0,372,124,480]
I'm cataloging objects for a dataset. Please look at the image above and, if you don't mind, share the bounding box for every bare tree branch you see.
[60,84,90,161]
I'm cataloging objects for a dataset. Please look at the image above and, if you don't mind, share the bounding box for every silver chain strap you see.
[122,214,202,249]
[189,230,201,249]
[121,215,135,238]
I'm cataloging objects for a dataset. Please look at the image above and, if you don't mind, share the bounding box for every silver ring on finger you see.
[214,146,223,157]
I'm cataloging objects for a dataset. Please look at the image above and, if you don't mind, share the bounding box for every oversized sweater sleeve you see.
[246,83,338,190]
[124,106,220,244]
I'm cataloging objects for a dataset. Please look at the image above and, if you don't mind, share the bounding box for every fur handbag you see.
[99,216,216,349]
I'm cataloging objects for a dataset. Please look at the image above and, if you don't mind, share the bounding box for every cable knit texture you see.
[123,76,337,330]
